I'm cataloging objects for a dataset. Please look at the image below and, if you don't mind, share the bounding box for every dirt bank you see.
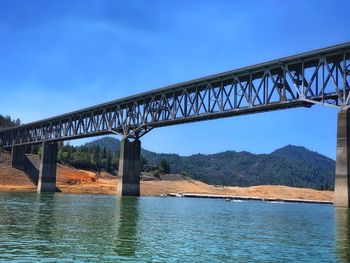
[0,152,333,201]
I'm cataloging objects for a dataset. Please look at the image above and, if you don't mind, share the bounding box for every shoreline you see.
[0,187,334,205]
[0,183,334,203]
[167,192,333,204]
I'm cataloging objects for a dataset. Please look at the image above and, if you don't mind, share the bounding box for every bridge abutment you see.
[11,146,25,169]
[37,142,58,193]
[335,109,350,207]
[119,138,141,196]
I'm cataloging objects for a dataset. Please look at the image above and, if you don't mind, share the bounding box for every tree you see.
[141,155,147,171]
[15,118,21,126]
[30,144,40,154]
[72,151,91,168]
[159,159,170,174]
[0,115,21,130]
[102,147,107,159]
[93,145,100,169]
[106,150,113,172]
[38,146,43,159]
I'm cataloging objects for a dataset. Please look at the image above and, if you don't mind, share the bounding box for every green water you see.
[0,193,349,262]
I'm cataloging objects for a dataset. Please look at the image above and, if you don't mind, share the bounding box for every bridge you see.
[1,43,350,206]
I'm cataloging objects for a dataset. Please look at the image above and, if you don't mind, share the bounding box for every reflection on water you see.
[34,194,60,258]
[336,208,350,263]
[114,197,139,257]
[34,194,58,240]
[0,192,348,262]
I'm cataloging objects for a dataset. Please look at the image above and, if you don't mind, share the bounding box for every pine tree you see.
[106,150,112,172]
[94,145,100,169]
[159,159,170,174]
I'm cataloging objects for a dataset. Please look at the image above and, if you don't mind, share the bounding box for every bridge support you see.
[37,142,57,193]
[11,146,25,169]
[119,138,141,196]
[335,109,350,207]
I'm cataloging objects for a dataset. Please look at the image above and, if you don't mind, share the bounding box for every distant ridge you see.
[83,137,335,190]
[84,137,120,153]
[271,145,335,171]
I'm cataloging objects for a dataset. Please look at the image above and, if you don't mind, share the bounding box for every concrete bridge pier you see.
[37,142,58,193]
[119,138,141,196]
[11,146,25,169]
[335,109,350,207]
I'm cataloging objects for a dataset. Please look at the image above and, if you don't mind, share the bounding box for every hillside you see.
[84,136,120,153]
[83,137,335,190]
[272,145,335,171]
[0,151,333,201]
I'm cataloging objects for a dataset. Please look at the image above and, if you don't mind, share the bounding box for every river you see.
[0,192,349,262]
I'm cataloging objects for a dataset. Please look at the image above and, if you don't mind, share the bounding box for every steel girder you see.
[1,43,350,148]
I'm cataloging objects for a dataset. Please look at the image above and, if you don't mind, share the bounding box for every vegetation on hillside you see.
[53,138,171,175]
[76,137,335,190]
[84,137,120,154]
[142,145,335,190]
[54,142,118,172]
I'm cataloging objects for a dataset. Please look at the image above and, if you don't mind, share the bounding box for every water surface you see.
[0,193,349,262]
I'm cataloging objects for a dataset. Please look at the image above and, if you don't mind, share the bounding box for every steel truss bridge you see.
[1,43,350,148]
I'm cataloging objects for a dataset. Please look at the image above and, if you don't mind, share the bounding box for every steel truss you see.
[1,43,350,148]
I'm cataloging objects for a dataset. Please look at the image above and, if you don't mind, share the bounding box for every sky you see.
[0,0,349,159]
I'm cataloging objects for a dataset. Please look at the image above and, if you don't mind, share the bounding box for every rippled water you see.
[0,193,349,262]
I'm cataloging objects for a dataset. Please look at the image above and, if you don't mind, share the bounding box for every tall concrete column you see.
[11,146,25,169]
[119,138,141,196]
[38,142,58,193]
[335,109,350,207]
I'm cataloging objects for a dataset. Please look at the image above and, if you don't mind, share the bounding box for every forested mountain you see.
[83,137,335,190]
[84,137,120,154]
[272,145,335,171]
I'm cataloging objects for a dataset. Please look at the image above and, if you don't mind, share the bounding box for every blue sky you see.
[0,0,349,159]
